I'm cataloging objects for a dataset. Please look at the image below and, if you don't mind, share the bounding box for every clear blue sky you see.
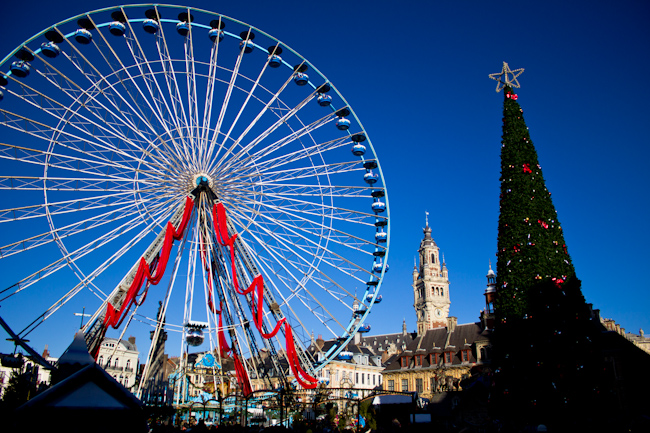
[1,0,648,357]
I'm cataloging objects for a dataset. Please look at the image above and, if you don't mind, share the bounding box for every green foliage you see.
[359,399,377,430]
[1,368,36,412]
[495,86,580,320]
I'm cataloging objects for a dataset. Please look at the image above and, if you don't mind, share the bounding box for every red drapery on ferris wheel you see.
[212,203,318,390]
[102,197,194,330]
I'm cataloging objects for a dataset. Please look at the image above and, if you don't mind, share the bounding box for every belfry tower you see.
[412,214,450,335]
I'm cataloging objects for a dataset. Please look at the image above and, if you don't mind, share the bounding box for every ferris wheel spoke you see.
[225,129,349,180]
[233,220,350,335]
[0,176,158,192]
[205,39,248,166]
[112,19,195,166]
[0,189,161,223]
[153,18,196,169]
[228,189,374,240]
[250,249,343,340]
[227,184,382,227]
[218,111,339,177]
[0,198,176,302]
[227,199,371,287]
[183,23,201,166]
[217,45,274,166]
[212,77,316,172]
[46,24,188,170]
[4,70,171,174]
[0,106,168,175]
[16,202,177,338]
[50,34,182,168]
[225,160,364,185]
[0,142,159,181]
[199,27,222,156]
[0,198,169,260]
[240,183,379,198]
[231,205,375,281]
[235,196,379,253]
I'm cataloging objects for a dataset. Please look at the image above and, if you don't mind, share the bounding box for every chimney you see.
[316,334,325,350]
[447,317,457,334]
[128,336,137,346]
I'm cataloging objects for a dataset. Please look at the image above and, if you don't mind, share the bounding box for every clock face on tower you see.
[435,308,442,318]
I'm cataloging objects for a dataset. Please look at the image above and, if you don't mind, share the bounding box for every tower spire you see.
[413,222,450,335]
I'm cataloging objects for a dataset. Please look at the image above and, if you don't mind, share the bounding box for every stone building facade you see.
[97,336,139,390]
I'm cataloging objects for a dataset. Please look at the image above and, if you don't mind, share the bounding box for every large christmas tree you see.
[492,64,581,319]
[488,63,615,432]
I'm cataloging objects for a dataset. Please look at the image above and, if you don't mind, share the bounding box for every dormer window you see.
[444,352,452,364]
[401,356,409,368]
[461,350,470,362]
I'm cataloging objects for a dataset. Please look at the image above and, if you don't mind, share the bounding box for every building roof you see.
[384,322,491,372]
[103,337,137,352]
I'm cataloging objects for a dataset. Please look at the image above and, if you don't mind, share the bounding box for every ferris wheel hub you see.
[193,173,213,187]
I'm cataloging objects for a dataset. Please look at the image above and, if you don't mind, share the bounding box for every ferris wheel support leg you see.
[83,195,195,356]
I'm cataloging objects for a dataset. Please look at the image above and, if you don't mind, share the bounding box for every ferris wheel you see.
[0,4,389,394]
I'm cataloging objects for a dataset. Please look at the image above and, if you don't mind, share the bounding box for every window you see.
[416,378,423,393]
[115,358,119,367]
[401,357,409,368]
[388,380,394,391]
[431,253,436,263]
[373,374,376,386]
[356,372,359,383]
[441,288,444,296]
[444,352,451,363]
[462,350,469,362]
[126,360,131,370]
[98,356,103,366]
[401,379,408,392]
[430,377,436,392]
[361,373,364,384]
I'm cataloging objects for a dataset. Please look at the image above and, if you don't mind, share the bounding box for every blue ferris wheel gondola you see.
[268,54,282,67]
[375,231,387,242]
[373,261,388,273]
[364,171,379,184]
[358,324,371,333]
[294,72,309,86]
[177,22,190,36]
[208,28,224,42]
[142,19,160,34]
[74,29,92,44]
[40,42,61,58]
[352,143,366,156]
[10,61,31,78]
[317,94,332,106]
[372,201,386,213]
[109,22,126,36]
[366,292,382,303]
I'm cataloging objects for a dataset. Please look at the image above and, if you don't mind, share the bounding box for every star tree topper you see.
[489,61,524,92]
